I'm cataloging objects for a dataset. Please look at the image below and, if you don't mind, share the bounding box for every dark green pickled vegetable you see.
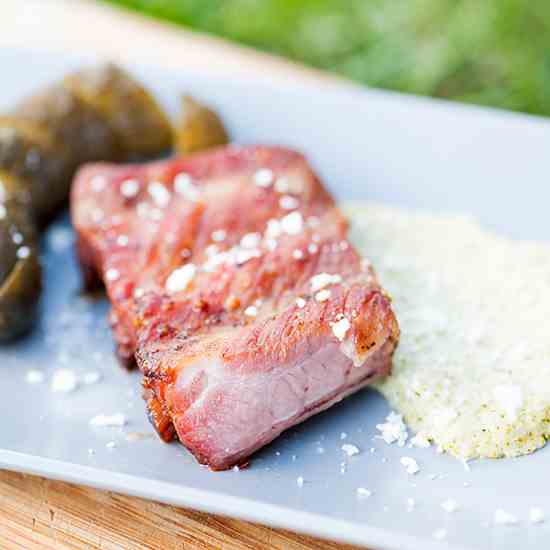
[14,84,120,169]
[0,175,41,341]
[175,95,229,155]
[0,117,72,225]
[64,64,172,158]
[1,62,173,341]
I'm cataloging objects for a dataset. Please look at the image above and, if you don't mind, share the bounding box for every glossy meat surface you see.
[72,145,399,469]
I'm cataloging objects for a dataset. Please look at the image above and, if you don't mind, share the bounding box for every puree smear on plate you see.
[347,203,550,460]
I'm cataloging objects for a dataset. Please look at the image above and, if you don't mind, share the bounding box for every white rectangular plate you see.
[1,48,549,550]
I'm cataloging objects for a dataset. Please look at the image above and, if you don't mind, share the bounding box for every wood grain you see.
[0,470,362,549]
[0,1,361,549]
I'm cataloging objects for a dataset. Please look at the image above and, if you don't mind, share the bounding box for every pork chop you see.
[72,145,399,469]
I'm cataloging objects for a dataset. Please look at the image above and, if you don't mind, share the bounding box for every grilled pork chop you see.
[72,145,399,470]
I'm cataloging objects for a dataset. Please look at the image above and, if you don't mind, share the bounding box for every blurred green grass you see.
[106,0,550,116]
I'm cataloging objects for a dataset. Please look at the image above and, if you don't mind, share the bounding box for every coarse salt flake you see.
[310,272,342,292]
[441,499,459,513]
[165,264,196,293]
[315,289,331,302]
[265,219,282,239]
[274,177,289,193]
[25,369,45,384]
[17,246,30,259]
[342,443,360,456]
[120,179,140,198]
[105,268,120,282]
[117,235,129,247]
[174,173,200,201]
[279,195,299,210]
[529,507,545,524]
[292,249,304,260]
[331,318,351,341]
[410,432,431,448]
[356,488,372,498]
[89,413,127,427]
[254,169,274,187]
[494,509,518,526]
[148,181,171,208]
[296,297,306,309]
[280,211,304,235]
[296,476,304,488]
[240,232,262,249]
[400,456,420,475]
[50,369,78,393]
[83,371,102,385]
[244,306,258,317]
[376,411,409,446]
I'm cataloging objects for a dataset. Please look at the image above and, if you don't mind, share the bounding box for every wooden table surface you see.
[0,1,364,548]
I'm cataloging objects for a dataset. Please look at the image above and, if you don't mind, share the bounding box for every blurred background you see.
[106,0,550,117]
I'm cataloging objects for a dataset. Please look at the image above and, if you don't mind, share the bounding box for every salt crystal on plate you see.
[25,369,45,384]
[376,411,408,446]
[400,456,420,475]
[441,499,459,513]
[89,413,127,427]
[529,507,545,524]
[410,432,431,448]
[494,509,518,526]
[341,443,360,457]
[83,371,102,385]
[50,369,78,393]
